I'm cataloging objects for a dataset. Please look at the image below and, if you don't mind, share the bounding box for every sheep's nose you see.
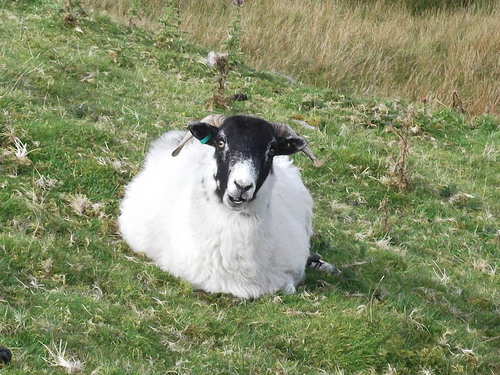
[234,181,253,193]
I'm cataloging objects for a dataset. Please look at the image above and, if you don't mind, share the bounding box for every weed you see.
[378,196,391,234]
[222,0,245,67]
[386,109,414,192]
[154,0,183,50]
[126,0,143,27]
[206,0,245,108]
[452,91,468,115]
[206,51,231,109]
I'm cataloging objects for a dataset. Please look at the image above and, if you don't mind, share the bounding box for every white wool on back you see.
[118,130,313,299]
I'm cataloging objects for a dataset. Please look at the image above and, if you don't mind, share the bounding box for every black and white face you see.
[189,116,307,211]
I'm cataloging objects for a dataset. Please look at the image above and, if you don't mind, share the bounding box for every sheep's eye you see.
[217,140,225,149]
[268,147,276,156]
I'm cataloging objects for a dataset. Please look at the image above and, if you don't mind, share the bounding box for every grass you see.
[1,1,499,374]
[82,0,499,115]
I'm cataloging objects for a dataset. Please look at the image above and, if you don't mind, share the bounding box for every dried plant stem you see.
[207,53,230,108]
[378,197,390,234]
[387,111,413,192]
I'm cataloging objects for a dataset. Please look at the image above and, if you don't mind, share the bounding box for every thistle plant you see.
[155,0,183,50]
[205,0,245,107]
[222,0,245,66]
[207,52,231,108]
[126,0,143,27]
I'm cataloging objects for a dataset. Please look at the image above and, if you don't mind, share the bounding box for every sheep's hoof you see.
[313,159,324,167]
[307,253,341,275]
[0,347,12,365]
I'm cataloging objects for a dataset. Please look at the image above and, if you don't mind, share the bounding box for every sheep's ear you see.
[273,137,308,156]
[189,122,219,146]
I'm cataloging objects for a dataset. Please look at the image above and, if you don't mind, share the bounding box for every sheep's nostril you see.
[234,181,253,193]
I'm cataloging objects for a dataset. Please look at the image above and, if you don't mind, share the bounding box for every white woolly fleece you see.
[118,130,313,299]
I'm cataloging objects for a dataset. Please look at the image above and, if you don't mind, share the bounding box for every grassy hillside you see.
[1,1,499,374]
[83,0,500,115]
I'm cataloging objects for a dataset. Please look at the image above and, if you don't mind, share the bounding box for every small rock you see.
[0,347,12,365]
[231,93,248,102]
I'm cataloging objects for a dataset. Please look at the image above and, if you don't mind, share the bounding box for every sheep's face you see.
[189,116,307,211]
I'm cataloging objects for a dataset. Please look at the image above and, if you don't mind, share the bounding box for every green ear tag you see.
[200,134,212,144]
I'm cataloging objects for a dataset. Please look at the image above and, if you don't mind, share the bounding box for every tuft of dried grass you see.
[65,194,105,217]
[43,341,85,374]
[1,126,38,173]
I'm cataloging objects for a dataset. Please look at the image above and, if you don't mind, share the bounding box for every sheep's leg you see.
[307,253,341,275]
[281,283,297,295]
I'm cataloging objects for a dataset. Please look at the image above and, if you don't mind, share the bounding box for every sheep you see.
[118,115,336,299]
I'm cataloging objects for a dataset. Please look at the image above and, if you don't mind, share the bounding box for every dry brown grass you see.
[82,0,500,115]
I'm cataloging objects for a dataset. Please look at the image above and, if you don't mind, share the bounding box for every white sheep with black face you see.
[119,115,335,299]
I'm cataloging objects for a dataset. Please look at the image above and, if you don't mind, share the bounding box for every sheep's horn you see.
[202,114,227,128]
[271,122,323,167]
[171,114,227,156]
[171,132,193,157]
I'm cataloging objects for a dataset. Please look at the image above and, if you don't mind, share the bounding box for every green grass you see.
[1,1,499,374]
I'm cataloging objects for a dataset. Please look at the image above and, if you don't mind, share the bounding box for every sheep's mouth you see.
[228,196,247,206]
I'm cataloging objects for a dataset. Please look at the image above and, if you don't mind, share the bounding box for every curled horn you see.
[271,122,324,167]
[171,114,227,157]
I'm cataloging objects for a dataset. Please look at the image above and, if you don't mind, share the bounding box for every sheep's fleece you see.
[119,120,314,299]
